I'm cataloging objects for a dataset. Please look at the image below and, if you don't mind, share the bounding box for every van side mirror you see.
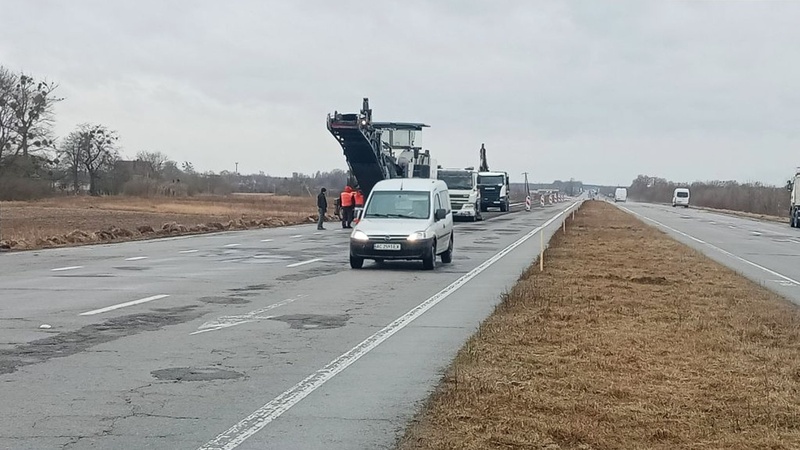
[435,208,447,221]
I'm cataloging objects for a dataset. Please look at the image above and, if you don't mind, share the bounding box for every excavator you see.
[476,143,512,212]
[327,98,437,197]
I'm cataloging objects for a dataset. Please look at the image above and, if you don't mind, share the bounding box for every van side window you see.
[434,193,442,211]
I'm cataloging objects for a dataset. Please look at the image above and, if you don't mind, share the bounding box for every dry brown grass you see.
[0,194,326,250]
[398,200,800,450]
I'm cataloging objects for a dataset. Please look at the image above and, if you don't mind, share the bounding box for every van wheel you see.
[422,242,436,270]
[441,236,453,264]
[350,256,364,269]
[500,201,508,212]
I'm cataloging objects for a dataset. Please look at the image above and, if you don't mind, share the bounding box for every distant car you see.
[349,178,454,270]
[672,188,690,208]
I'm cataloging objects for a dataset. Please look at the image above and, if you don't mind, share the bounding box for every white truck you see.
[437,167,482,221]
[788,169,800,227]
[614,187,628,202]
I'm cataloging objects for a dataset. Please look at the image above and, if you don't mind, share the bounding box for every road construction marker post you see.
[540,228,544,271]
[525,195,531,211]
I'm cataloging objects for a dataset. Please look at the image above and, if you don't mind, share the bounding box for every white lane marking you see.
[179,250,199,254]
[619,206,800,286]
[191,296,302,335]
[260,239,274,242]
[290,234,303,238]
[224,243,242,248]
[313,231,322,235]
[286,258,322,268]
[125,256,148,261]
[51,266,83,272]
[79,294,171,316]
[196,200,582,450]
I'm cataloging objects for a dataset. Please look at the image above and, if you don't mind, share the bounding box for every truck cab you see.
[437,167,482,221]
[477,171,510,212]
[789,169,800,227]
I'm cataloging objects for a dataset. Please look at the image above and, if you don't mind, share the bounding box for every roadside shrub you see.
[0,176,53,200]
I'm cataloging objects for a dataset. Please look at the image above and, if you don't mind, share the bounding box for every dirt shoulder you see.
[398,200,800,449]
[0,194,332,251]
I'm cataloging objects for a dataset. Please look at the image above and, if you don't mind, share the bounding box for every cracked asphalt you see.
[0,203,577,449]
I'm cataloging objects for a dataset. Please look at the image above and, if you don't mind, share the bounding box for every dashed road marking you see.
[125,256,148,261]
[179,250,199,254]
[260,239,274,243]
[290,235,303,238]
[51,266,83,272]
[79,294,171,316]
[286,258,322,268]
[224,244,242,248]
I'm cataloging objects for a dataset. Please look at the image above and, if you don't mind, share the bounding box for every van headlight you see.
[407,231,427,242]
[351,230,369,241]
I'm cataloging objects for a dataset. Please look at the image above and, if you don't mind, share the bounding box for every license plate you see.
[374,243,401,250]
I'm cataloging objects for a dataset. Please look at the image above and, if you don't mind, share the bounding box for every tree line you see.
[628,175,789,217]
[0,65,348,200]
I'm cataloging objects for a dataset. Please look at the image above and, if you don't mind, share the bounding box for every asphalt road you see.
[617,201,800,306]
[0,201,579,450]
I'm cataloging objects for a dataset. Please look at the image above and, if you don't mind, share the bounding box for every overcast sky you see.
[2,1,799,186]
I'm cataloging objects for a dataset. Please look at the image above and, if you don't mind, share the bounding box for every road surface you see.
[0,202,578,449]
[618,202,800,306]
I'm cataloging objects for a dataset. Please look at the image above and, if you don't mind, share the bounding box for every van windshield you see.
[478,175,505,185]
[437,171,473,190]
[677,192,689,198]
[364,191,430,219]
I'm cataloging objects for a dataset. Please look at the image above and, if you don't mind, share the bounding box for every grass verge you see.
[398,200,800,450]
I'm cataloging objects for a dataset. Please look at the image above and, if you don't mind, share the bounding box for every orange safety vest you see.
[340,191,354,207]
[354,191,364,207]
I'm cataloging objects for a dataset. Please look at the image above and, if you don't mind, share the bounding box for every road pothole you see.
[151,367,244,381]
[270,314,350,330]
[199,296,250,305]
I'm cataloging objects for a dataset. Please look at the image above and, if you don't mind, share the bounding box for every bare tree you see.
[0,66,18,169]
[6,71,61,160]
[58,131,88,193]
[135,150,170,176]
[63,124,119,195]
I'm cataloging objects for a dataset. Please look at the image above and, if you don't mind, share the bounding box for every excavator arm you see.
[479,143,489,172]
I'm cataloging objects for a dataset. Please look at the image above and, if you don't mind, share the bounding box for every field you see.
[399,200,800,449]
[0,194,323,250]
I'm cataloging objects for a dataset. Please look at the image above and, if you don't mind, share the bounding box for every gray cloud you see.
[1,0,799,185]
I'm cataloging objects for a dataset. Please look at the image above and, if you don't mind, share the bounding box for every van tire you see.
[350,256,364,269]
[441,236,453,264]
[423,242,436,270]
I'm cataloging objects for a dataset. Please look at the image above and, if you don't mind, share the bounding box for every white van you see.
[614,187,627,202]
[672,188,690,208]
[349,178,454,270]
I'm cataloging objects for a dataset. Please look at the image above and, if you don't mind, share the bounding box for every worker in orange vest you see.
[352,188,366,225]
[340,186,355,228]
[354,189,365,208]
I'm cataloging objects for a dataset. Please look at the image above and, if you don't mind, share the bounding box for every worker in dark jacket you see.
[317,187,328,230]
